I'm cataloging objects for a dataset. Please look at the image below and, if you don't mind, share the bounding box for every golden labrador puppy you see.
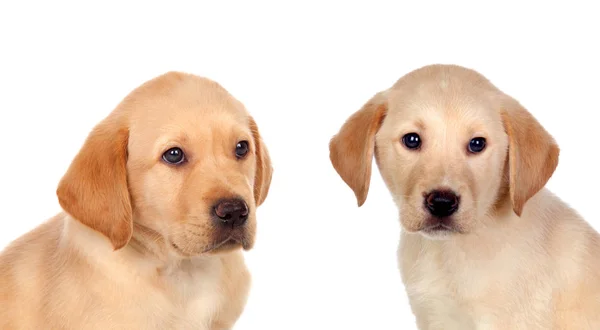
[330,64,600,329]
[0,72,272,330]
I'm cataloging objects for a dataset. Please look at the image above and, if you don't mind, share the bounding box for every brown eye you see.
[402,133,421,150]
[162,147,185,165]
[468,137,486,153]
[235,141,249,159]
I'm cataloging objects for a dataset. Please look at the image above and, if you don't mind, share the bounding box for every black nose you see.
[425,190,459,217]
[213,198,249,228]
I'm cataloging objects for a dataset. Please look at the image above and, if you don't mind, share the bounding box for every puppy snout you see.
[424,190,460,217]
[213,198,249,228]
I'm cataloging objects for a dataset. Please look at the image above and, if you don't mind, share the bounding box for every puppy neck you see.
[128,222,172,262]
[62,214,218,279]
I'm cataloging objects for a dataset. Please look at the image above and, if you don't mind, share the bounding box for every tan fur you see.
[329,92,388,206]
[0,71,273,330]
[330,64,600,329]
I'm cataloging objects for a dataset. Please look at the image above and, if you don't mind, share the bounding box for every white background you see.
[0,1,598,329]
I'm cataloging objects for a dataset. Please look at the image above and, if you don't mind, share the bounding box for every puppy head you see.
[57,72,272,255]
[330,65,558,239]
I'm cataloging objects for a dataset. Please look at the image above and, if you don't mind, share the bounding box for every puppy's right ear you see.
[329,92,388,206]
[56,114,133,250]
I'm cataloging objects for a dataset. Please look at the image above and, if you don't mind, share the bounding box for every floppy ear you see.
[329,92,388,207]
[501,99,560,216]
[56,114,132,250]
[249,117,273,206]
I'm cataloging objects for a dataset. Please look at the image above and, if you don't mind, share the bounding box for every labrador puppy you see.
[0,72,273,330]
[329,64,600,329]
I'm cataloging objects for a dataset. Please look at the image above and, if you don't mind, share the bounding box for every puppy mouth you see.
[170,233,249,256]
[420,218,462,234]
[212,225,252,250]
[422,223,454,232]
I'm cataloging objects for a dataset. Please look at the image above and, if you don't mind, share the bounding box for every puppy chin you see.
[206,240,245,254]
[418,228,455,240]
[401,223,456,240]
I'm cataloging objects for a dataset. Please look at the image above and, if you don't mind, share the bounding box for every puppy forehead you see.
[125,73,250,138]
[384,77,501,132]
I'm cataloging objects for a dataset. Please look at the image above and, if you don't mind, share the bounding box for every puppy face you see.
[375,82,509,238]
[330,65,558,239]
[56,72,272,255]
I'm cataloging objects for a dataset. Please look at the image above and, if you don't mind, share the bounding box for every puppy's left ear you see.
[501,98,560,216]
[249,117,273,206]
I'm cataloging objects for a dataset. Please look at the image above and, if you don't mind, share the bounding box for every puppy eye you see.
[468,137,486,153]
[162,147,186,165]
[235,141,249,159]
[402,133,421,150]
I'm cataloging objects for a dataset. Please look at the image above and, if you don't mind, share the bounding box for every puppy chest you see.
[82,265,227,329]
[161,271,226,327]
[401,254,554,329]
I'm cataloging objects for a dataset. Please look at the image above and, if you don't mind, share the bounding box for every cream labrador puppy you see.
[0,72,273,330]
[330,64,600,329]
